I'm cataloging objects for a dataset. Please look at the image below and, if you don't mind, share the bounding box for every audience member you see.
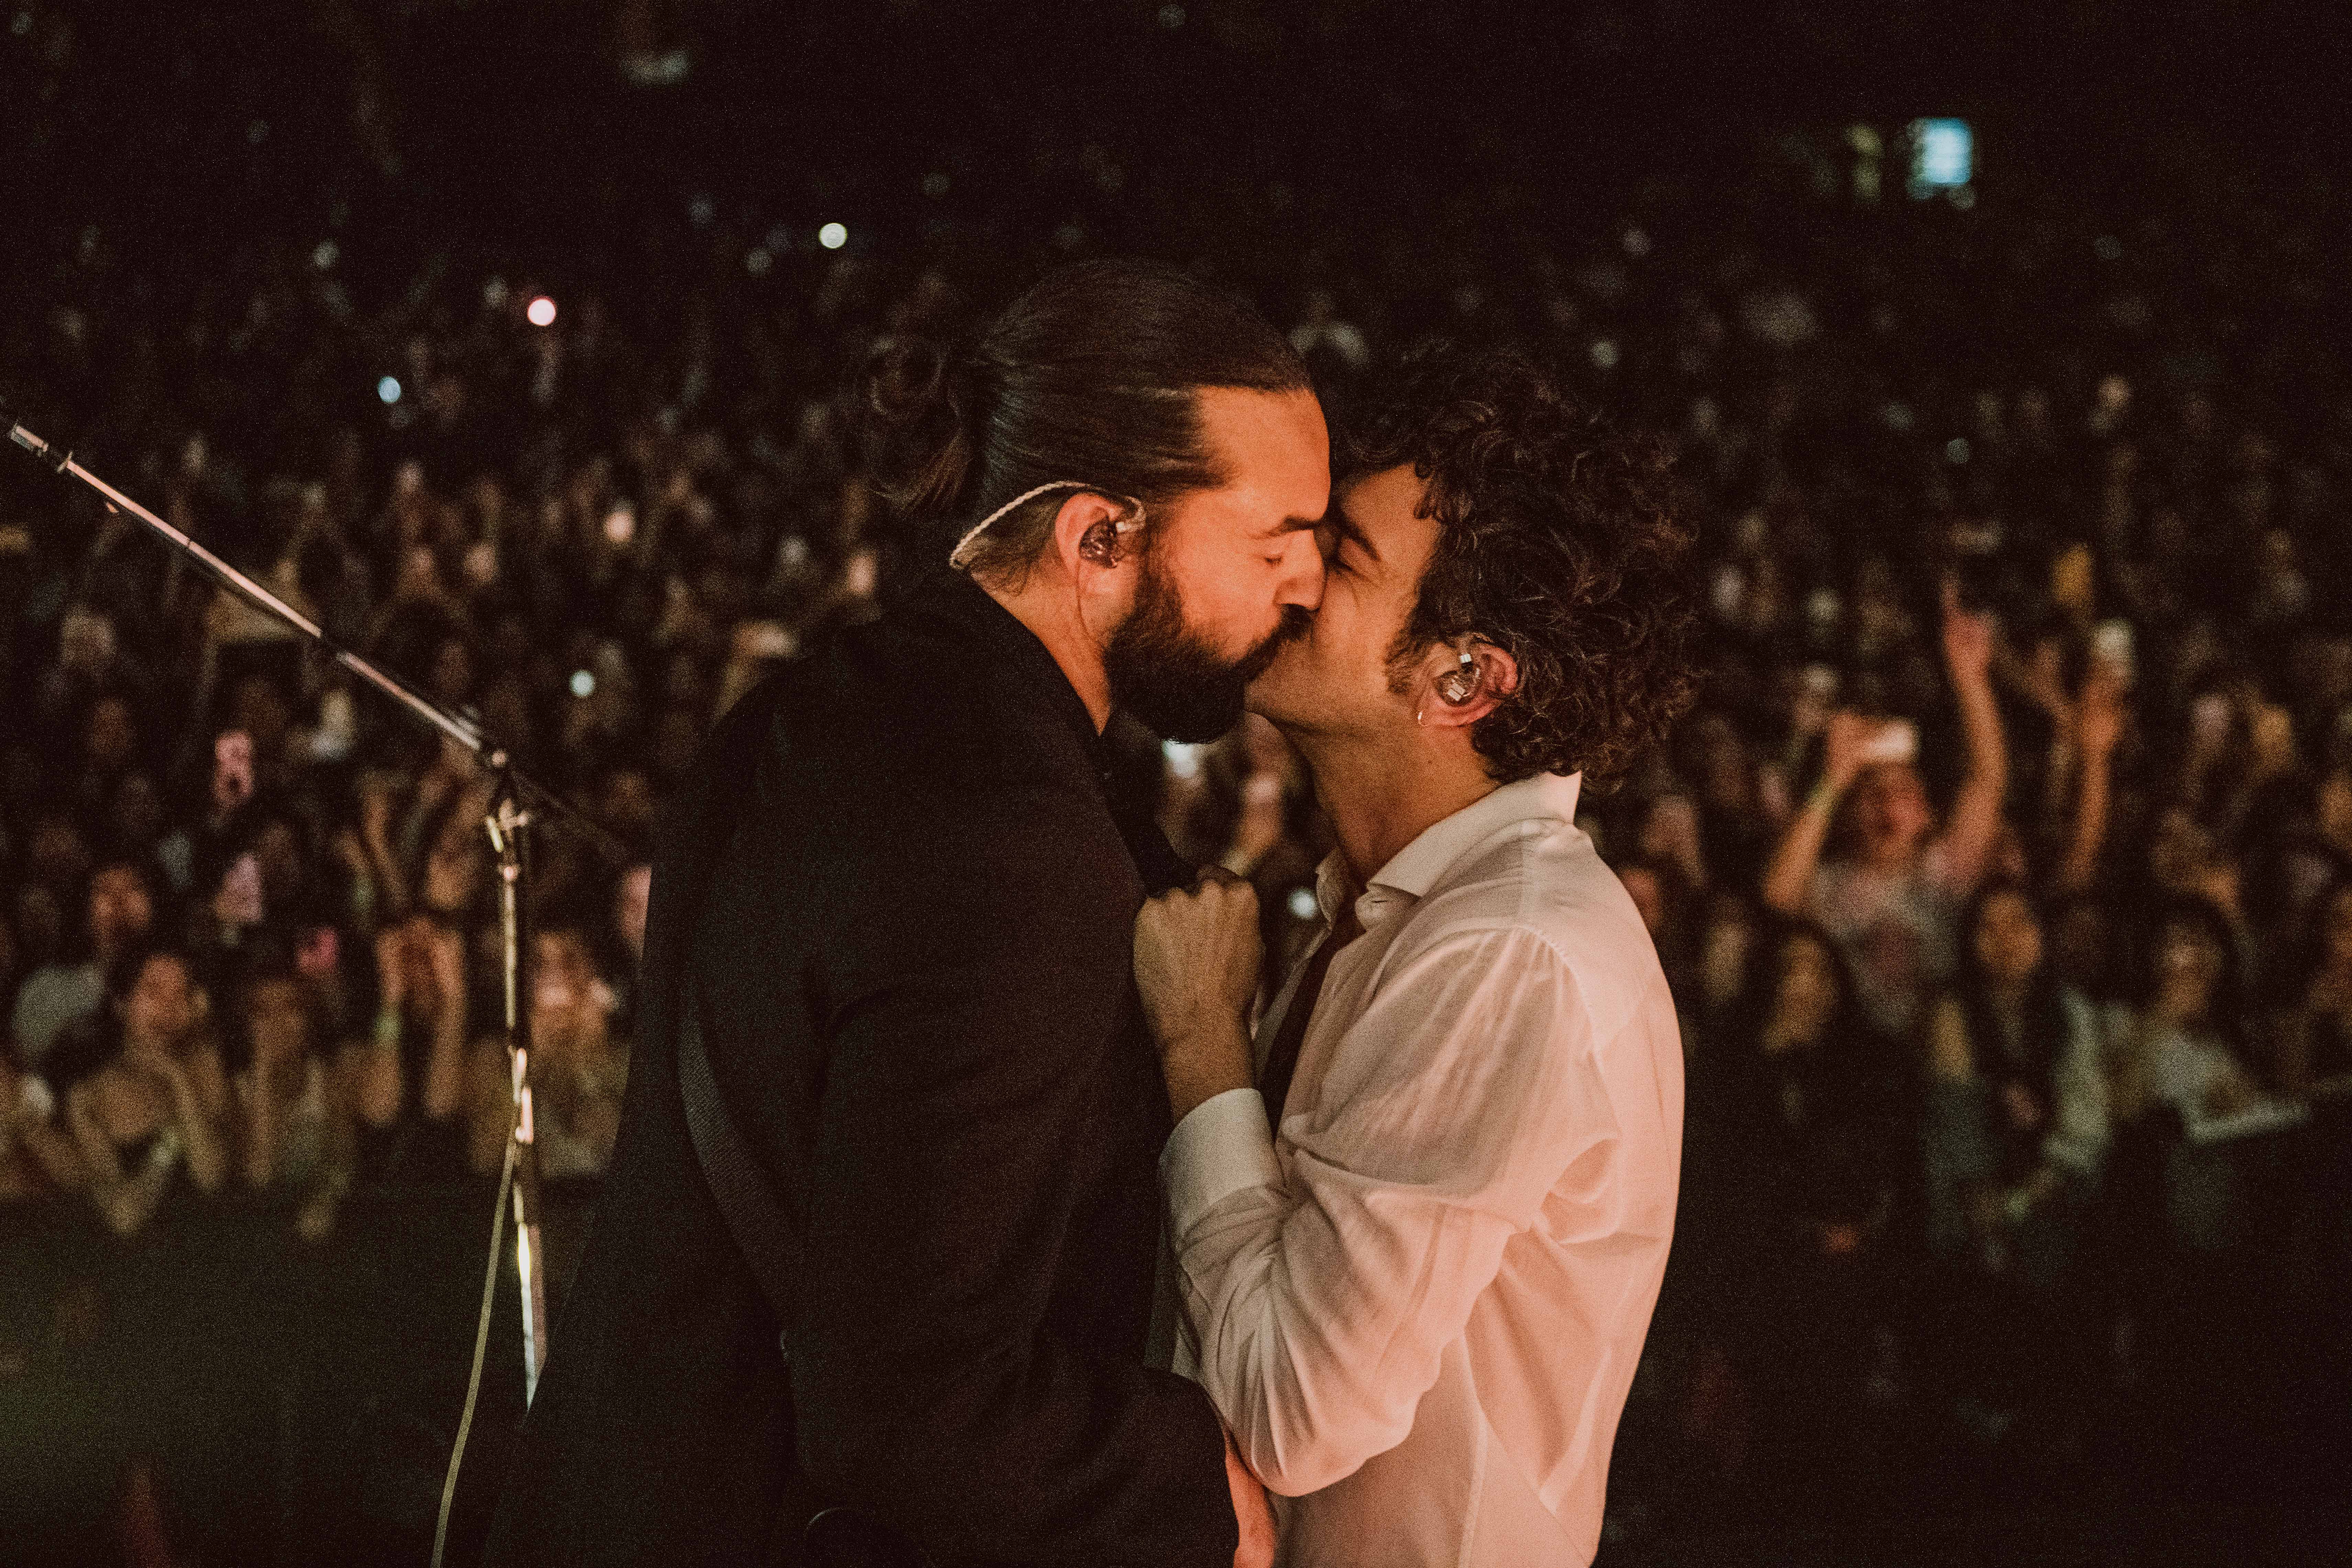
[58,947,231,1238]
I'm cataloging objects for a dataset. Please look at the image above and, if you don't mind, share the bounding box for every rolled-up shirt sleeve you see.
[1161,925,1604,1497]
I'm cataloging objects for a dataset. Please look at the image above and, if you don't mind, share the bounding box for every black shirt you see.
[486,570,1230,1567]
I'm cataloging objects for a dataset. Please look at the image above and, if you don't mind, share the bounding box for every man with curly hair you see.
[1135,345,1697,1566]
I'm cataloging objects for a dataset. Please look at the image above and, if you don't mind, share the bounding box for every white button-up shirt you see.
[1162,772,1683,1567]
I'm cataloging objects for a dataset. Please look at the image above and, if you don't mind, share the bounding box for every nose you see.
[1277,531,1325,612]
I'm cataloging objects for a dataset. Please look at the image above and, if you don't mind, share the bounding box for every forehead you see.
[1190,386,1330,521]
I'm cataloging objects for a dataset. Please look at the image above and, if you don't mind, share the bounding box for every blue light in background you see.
[1909,119,1972,194]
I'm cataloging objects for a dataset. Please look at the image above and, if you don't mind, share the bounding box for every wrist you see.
[1159,1020,1254,1122]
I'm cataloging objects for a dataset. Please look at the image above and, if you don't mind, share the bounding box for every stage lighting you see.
[528,296,558,327]
[571,670,596,698]
[377,376,401,405]
[818,222,848,250]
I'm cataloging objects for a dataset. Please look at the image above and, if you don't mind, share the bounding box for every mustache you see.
[1238,604,1314,682]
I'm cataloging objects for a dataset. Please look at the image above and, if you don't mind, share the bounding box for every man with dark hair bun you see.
[1136,345,1696,1567]
[487,258,1325,1568]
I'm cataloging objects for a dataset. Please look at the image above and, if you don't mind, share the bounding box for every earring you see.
[1435,651,1479,705]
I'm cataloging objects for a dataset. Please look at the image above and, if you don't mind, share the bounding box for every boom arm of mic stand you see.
[4,405,630,866]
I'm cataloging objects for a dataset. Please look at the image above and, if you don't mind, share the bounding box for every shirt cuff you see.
[1161,1087,1282,1236]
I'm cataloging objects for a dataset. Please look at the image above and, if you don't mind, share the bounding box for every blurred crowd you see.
[5,93,2351,1560]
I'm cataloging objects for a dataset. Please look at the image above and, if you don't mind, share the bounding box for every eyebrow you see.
[1259,514,1323,537]
[1326,504,1380,563]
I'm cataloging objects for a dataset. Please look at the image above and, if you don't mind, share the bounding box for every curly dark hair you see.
[1348,344,1699,785]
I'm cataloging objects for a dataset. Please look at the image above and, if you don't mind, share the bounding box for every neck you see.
[1988,975,2032,1012]
[978,573,1112,732]
[1291,725,1499,890]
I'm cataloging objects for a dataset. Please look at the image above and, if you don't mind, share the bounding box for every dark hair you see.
[228,955,328,1072]
[2130,895,2253,1060]
[1743,917,1863,1036]
[1953,881,2069,1129]
[864,259,1310,579]
[104,937,192,1011]
[1347,344,1698,785]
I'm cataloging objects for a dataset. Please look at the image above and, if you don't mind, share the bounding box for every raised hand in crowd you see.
[374,913,470,1127]
[1932,578,2011,897]
[235,970,359,1244]
[1758,709,1895,916]
[1,1057,85,1202]
[2056,660,2127,894]
[465,929,628,1179]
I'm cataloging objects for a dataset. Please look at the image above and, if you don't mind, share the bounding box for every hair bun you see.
[864,336,957,430]
[862,336,980,519]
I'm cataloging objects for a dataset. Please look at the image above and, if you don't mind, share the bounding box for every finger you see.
[1195,866,1248,890]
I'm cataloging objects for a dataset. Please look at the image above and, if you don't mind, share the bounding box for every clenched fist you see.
[1135,871,1263,1122]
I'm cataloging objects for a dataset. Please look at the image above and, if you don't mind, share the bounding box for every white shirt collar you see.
[1315,772,1584,929]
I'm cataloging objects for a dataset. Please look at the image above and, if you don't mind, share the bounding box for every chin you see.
[1241,682,1285,725]
[1245,663,1304,726]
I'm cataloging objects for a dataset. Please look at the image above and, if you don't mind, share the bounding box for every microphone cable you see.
[432,1126,520,1568]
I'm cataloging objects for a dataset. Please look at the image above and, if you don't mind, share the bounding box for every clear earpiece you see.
[1435,651,1479,705]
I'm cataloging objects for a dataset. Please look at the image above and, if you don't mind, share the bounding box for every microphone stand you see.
[3,404,621,1411]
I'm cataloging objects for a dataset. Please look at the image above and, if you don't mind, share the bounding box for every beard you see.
[1104,545,1307,742]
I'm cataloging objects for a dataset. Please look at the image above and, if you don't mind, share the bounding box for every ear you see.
[1049,491,1142,584]
[1414,640,1520,730]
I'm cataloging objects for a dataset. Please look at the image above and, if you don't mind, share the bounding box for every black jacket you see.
[484,571,1233,1567]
